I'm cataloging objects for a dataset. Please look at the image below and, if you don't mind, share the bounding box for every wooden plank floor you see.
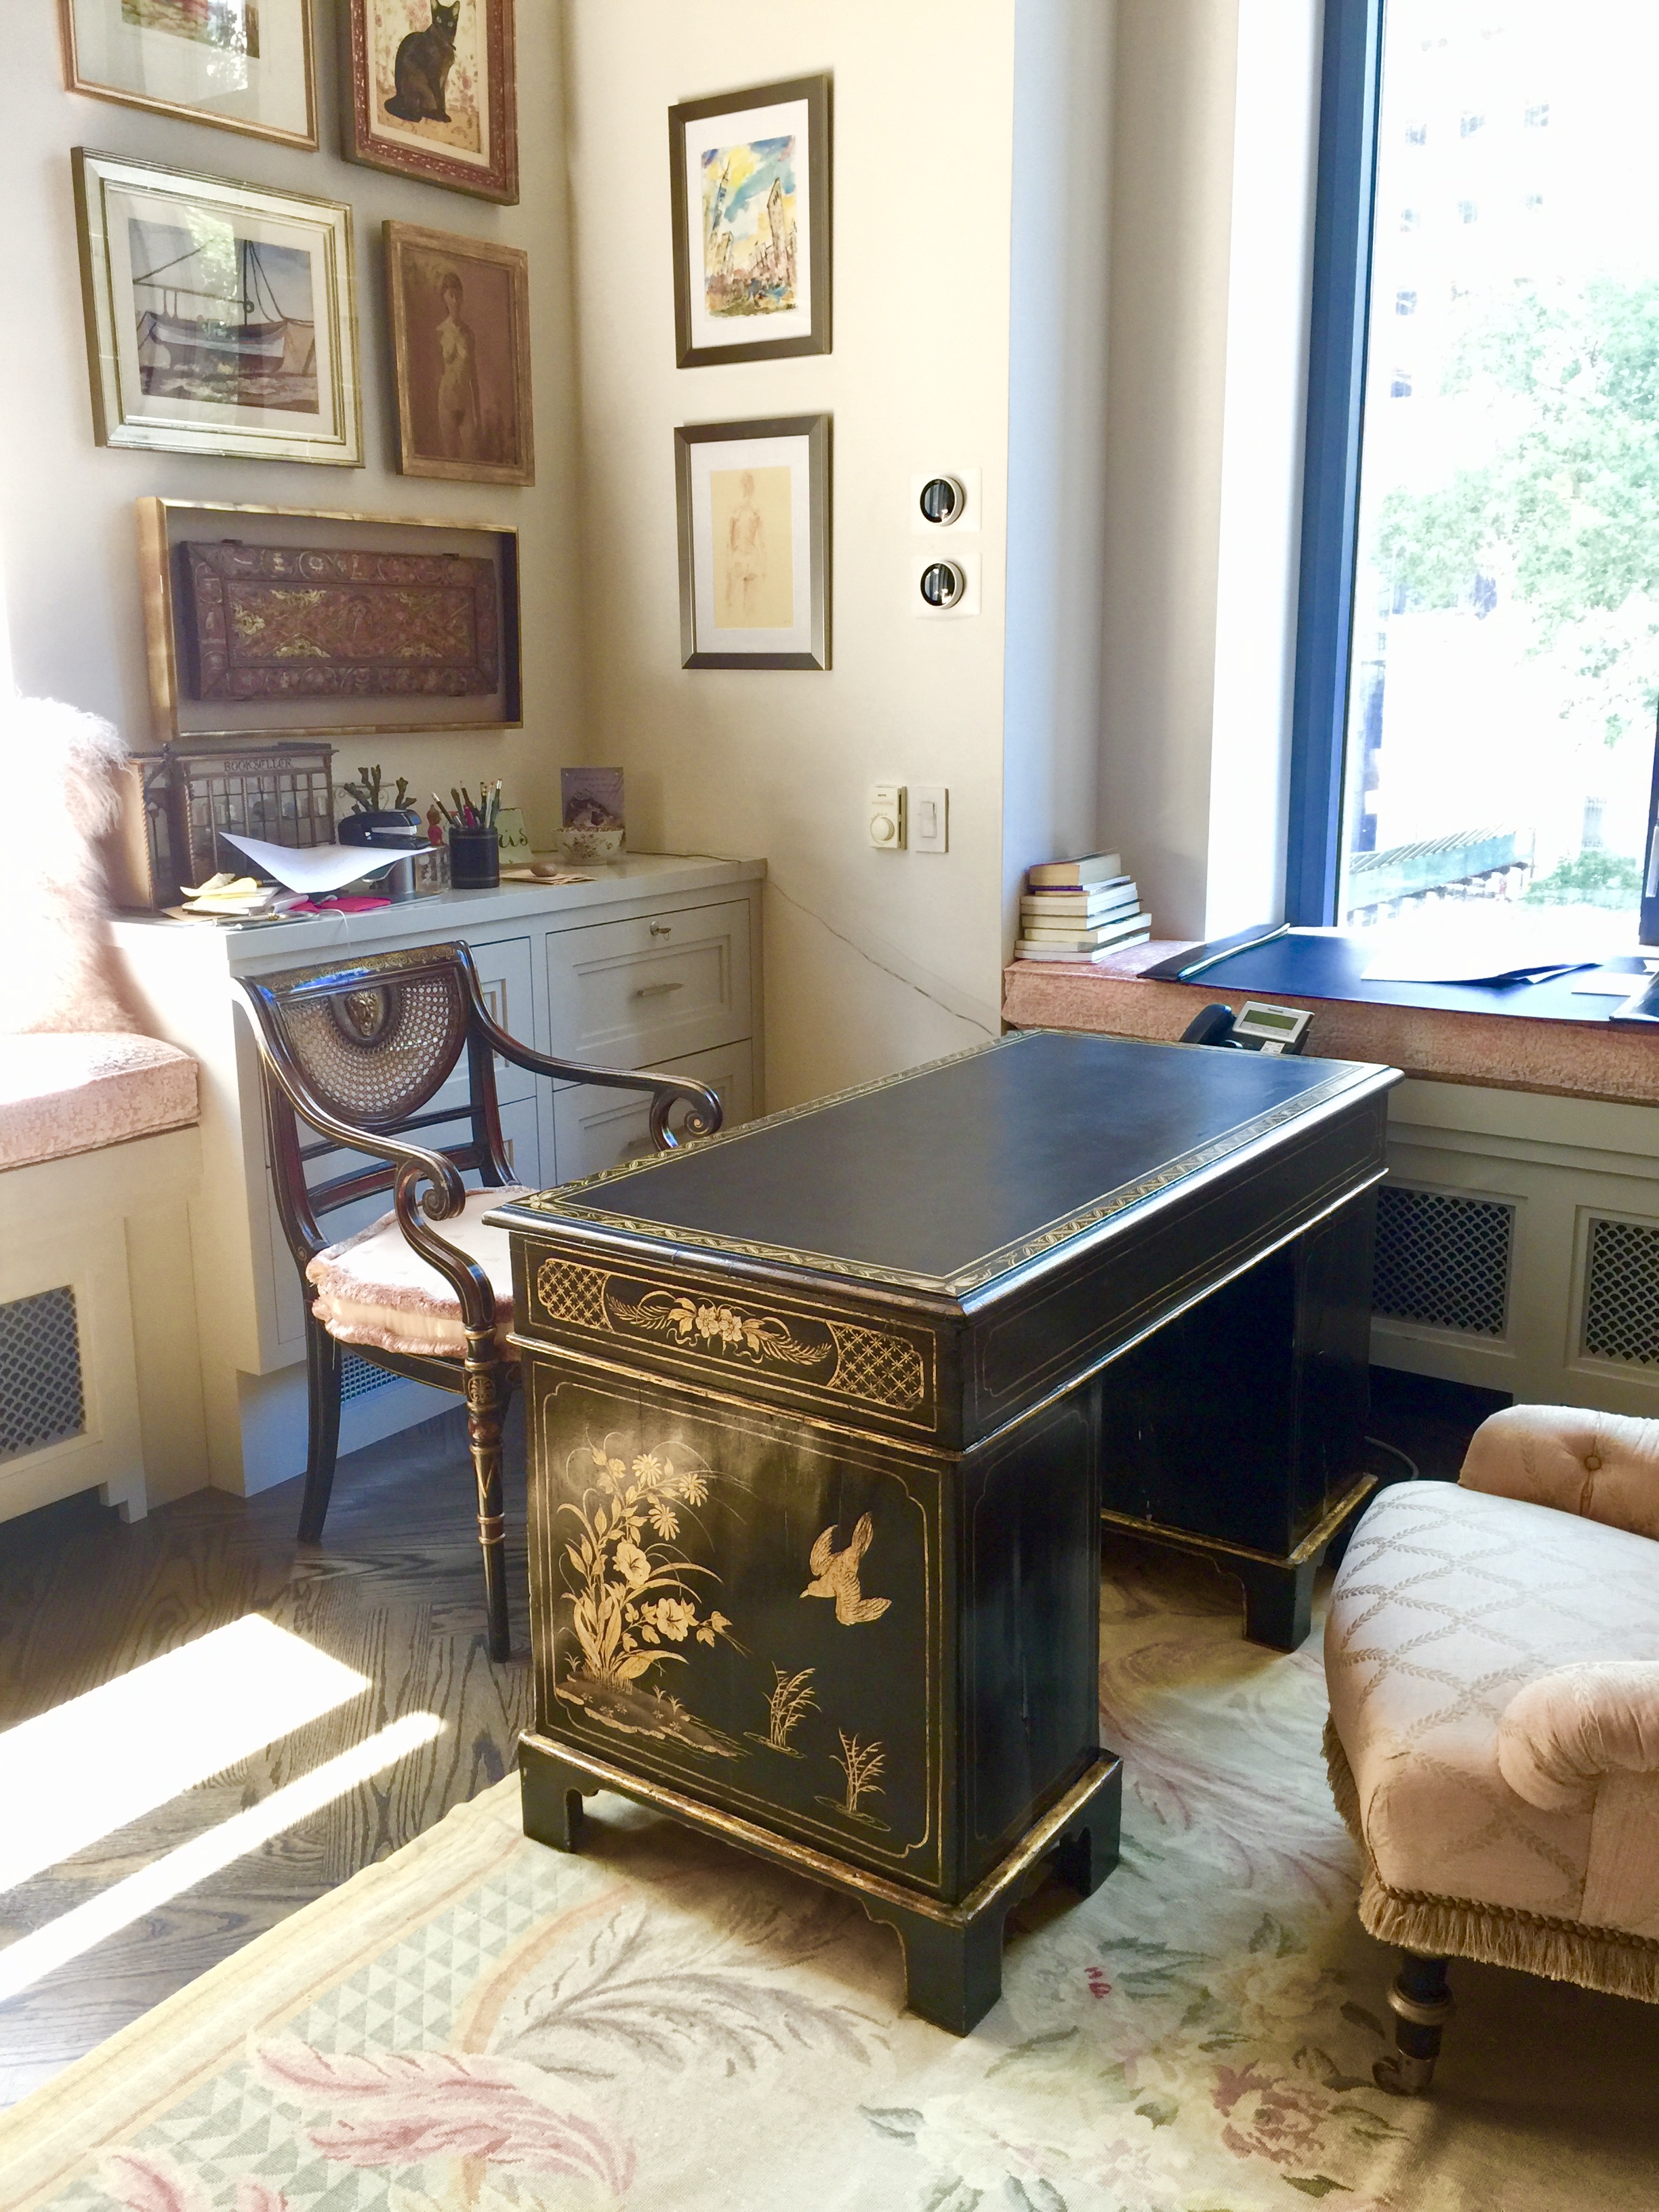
[0,1406,531,2110]
[0,1370,1490,2112]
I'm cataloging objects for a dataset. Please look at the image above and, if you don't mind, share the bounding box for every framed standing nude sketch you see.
[344,0,518,204]
[674,415,830,671]
[73,148,361,466]
[668,74,830,369]
[384,222,532,485]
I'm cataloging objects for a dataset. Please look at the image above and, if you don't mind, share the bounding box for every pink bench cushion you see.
[0,1032,198,1170]
[306,1187,531,1358]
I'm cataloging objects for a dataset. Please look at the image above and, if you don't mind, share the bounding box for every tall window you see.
[1291,1,1659,943]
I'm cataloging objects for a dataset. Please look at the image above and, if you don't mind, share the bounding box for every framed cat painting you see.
[343,0,518,205]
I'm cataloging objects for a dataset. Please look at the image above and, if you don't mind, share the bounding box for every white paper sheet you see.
[218,834,388,895]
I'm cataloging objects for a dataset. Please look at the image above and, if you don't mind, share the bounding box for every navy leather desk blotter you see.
[1145,926,1624,1023]
[495,1028,1400,2030]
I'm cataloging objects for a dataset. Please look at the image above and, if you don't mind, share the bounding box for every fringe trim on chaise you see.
[1322,1717,1659,2006]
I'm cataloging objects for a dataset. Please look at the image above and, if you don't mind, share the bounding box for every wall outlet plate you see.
[911,785,948,853]
[913,548,981,617]
[868,783,905,849]
[911,468,982,533]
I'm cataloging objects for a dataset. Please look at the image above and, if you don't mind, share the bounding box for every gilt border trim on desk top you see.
[498,1031,1395,1299]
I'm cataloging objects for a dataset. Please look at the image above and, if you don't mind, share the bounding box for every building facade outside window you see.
[1290,0,1659,945]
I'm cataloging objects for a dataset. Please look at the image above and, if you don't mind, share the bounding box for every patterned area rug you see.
[5,1545,1657,2212]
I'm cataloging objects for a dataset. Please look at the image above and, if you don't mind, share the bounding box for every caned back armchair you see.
[236,942,721,1661]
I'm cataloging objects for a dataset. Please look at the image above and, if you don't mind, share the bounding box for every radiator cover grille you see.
[340,1350,398,1401]
[1372,1185,1513,1338]
[1582,1216,1659,1367]
[0,1286,87,1460]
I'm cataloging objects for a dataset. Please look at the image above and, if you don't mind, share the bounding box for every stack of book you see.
[1015,852,1151,962]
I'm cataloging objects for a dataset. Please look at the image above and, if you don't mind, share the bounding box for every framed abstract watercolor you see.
[385,222,533,485]
[668,74,830,369]
[344,0,518,205]
[58,0,317,148]
[73,150,361,467]
[674,415,830,671]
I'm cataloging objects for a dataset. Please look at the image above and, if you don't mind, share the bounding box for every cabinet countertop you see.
[110,853,766,971]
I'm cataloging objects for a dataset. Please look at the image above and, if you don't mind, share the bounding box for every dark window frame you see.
[1285,0,1385,925]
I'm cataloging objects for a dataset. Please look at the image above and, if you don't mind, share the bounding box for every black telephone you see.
[1179,1000,1313,1056]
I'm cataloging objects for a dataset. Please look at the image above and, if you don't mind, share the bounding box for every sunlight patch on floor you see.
[0,1711,445,2005]
[0,1616,370,1894]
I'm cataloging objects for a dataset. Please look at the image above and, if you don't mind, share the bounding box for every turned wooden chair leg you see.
[464,1337,513,1662]
[1375,1951,1453,2095]
[299,1314,344,1544]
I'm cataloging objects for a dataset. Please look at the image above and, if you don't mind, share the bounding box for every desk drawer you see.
[545,901,750,1072]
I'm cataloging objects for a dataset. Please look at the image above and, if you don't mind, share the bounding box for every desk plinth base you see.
[520,1730,1123,2036]
[1101,1471,1377,1650]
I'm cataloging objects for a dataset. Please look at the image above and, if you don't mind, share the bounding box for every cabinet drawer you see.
[551,1040,754,1188]
[470,935,536,1105]
[545,901,750,1073]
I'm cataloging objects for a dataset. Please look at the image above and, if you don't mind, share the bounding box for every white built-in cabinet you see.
[112,855,764,1496]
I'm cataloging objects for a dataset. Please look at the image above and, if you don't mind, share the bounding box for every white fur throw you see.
[0,693,144,1033]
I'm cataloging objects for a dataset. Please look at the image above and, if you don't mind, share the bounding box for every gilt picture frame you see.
[137,496,523,743]
[385,220,533,485]
[674,415,830,672]
[668,73,830,369]
[58,0,318,149]
[73,148,361,466]
[344,0,518,205]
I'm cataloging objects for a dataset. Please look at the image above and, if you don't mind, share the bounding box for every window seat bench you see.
[1,1033,206,1525]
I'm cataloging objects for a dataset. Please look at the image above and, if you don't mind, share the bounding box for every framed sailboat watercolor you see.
[72,149,361,466]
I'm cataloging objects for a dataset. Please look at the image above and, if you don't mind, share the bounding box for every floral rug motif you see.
[5,1549,1656,2212]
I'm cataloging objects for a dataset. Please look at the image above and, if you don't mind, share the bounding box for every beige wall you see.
[1099,0,1323,943]
[0,2,585,844]
[562,0,1025,1111]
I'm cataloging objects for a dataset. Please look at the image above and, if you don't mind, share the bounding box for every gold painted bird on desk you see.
[802,1516,890,1626]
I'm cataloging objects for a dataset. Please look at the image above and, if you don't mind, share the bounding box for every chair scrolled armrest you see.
[1459,1404,1659,1540]
[1498,1662,1659,1812]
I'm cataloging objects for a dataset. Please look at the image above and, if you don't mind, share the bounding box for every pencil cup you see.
[448,826,499,889]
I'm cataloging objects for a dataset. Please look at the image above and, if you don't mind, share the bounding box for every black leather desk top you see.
[501,1030,1394,1296]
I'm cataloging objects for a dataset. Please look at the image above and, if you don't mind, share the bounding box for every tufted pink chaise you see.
[1324,1404,1659,2091]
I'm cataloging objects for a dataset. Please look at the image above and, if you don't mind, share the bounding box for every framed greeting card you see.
[668,74,830,369]
[385,221,533,485]
[674,415,830,671]
[344,0,518,205]
[73,148,361,466]
[60,0,317,148]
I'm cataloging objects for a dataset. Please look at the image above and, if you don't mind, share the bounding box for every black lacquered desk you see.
[495,1029,1399,2030]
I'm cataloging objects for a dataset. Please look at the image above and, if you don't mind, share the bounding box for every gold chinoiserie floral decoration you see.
[554,1435,744,1759]
[818,1731,888,1830]
[747,1664,818,1757]
[608,1290,826,1370]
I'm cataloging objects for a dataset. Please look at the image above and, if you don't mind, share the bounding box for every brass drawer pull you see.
[649,923,673,937]
[632,981,684,998]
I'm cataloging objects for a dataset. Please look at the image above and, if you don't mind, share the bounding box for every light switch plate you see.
[868,783,905,848]
[913,548,981,617]
[911,468,982,533]
[911,784,948,853]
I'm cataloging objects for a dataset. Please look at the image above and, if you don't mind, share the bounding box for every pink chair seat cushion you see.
[305,1187,531,1359]
[0,1031,198,1170]
[1326,1479,1659,1936]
